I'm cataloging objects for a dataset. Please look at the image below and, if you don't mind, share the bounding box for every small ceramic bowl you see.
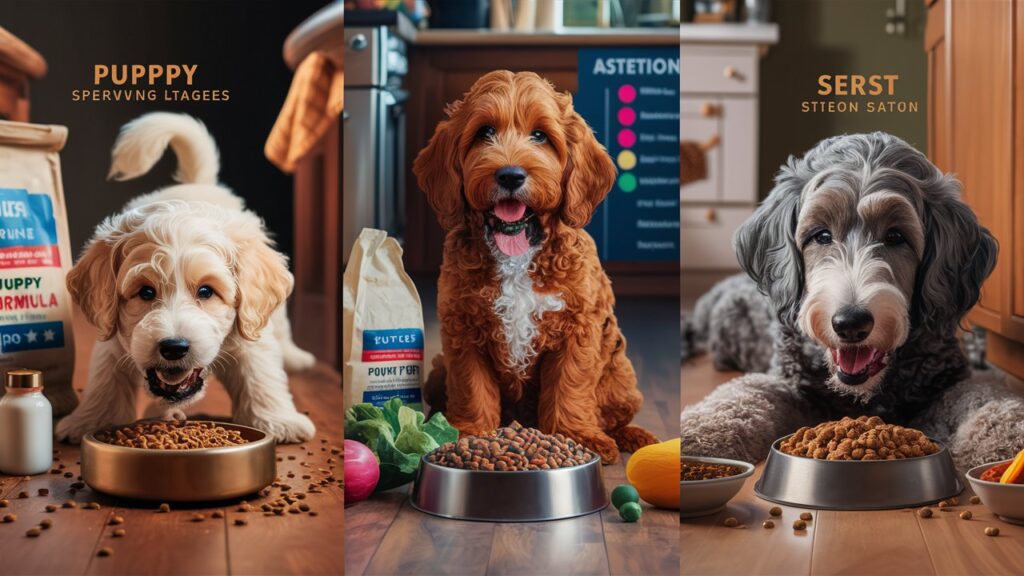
[680,456,755,518]
[967,460,1024,525]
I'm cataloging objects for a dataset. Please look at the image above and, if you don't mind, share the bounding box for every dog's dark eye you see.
[813,230,833,246]
[884,229,906,246]
[476,126,496,141]
[138,286,157,301]
[530,130,548,144]
[196,285,215,300]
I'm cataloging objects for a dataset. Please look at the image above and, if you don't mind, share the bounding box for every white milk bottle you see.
[0,369,52,475]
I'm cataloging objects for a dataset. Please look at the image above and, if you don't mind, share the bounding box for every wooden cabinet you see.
[926,0,1024,379]
[679,25,777,272]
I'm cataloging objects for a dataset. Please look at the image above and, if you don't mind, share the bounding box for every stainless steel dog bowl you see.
[82,421,276,502]
[411,451,608,522]
[754,435,962,510]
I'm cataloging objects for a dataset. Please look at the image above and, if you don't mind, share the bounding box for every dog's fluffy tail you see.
[108,112,219,185]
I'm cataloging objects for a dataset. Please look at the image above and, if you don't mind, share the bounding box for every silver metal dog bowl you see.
[411,451,608,522]
[754,435,962,510]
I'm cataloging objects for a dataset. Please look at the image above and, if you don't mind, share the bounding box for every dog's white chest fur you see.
[492,248,564,374]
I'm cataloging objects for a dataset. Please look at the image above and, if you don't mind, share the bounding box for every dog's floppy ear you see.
[67,239,119,341]
[560,94,617,228]
[413,100,466,231]
[231,217,294,341]
[734,160,805,326]
[914,177,998,331]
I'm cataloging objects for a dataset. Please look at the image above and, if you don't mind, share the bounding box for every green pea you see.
[611,484,640,510]
[619,502,642,523]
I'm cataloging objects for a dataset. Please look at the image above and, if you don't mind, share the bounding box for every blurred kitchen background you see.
[679,0,927,307]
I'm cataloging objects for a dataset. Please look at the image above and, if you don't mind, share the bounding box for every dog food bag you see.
[0,121,77,417]
[343,228,424,410]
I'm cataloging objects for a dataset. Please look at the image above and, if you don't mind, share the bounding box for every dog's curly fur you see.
[681,133,1024,470]
[413,70,658,463]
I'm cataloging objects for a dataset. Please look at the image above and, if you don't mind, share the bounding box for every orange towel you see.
[265,52,344,173]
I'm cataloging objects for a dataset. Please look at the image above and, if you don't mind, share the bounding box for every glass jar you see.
[0,369,52,475]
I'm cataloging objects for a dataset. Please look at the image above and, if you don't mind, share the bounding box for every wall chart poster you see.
[577,47,680,262]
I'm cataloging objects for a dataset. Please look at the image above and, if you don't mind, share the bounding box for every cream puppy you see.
[55,112,316,443]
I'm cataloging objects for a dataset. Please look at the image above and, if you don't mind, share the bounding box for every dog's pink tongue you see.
[494,230,530,257]
[837,347,877,374]
[494,199,527,223]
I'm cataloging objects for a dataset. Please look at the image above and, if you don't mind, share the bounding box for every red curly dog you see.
[413,70,658,463]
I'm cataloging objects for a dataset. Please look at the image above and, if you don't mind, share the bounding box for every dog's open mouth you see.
[486,198,538,257]
[146,367,205,402]
[831,347,887,385]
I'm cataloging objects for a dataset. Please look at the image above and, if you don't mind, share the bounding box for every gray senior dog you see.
[680,132,1024,470]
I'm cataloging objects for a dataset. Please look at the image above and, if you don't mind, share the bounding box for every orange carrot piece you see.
[999,449,1024,484]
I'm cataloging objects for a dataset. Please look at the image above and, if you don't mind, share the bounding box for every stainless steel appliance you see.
[343,13,408,261]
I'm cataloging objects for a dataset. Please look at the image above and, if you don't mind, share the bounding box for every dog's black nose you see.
[832,307,874,343]
[495,166,527,191]
[159,338,190,361]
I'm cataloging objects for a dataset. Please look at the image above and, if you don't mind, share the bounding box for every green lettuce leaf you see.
[345,398,460,492]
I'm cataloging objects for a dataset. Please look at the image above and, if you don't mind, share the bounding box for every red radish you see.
[344,439,379,504]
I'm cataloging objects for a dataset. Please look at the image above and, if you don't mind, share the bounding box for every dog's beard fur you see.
[795,188,923,400]
[798,243,911,399]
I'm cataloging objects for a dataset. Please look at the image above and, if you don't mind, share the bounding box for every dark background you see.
[2,0,329,258]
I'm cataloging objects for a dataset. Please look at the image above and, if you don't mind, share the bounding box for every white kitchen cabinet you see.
[680,24,778,270]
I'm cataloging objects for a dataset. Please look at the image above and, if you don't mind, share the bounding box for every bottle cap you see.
[6,369,43,390]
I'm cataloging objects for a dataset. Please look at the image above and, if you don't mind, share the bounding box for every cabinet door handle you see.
[700,103,721,117]
[723,65,739,79]
[700,134,720,151]
[705,208,717,223]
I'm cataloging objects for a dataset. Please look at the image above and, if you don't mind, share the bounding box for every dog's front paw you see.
[282,347,316,373]
[243,412,316,444]
[950,399,1024,470]
[55,415,95,444]
[577,431,620,465]
[680,417,761,464]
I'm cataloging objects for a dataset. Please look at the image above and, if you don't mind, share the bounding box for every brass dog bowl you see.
[81,421,276,502]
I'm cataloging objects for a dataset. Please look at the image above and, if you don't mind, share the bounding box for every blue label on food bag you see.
[362,328,424,362]
[0,189,61,269]
[362,388,422,405]
[0,321,65,352]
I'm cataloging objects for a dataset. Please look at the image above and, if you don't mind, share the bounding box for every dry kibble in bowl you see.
[780,416,939,461]
[96,421,248,450]
[427,421,593,471]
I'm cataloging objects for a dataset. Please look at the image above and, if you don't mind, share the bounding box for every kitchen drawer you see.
[680,205,754,270]
[680,97,758,204]
[681,45,759,95]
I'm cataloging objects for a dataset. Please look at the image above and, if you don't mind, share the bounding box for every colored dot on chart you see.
[618,173,637,193]
[618,84,636,103]
[617,107,636,126]
[617,129,636,148]
[617,150,637,170]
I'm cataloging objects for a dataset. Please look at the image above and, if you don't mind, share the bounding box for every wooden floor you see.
[345,291,681,576]
[0,312,343,576]
[681,354,1024,576]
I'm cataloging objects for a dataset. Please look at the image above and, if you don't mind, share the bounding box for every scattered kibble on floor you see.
[793,520,807,531]
[763,520,774,529]
[985,527,1000,537]
[769,506,782,517]
[970,496,981,505]
[724,517,739,528]
[918,507,933,518]
[960,511,973,520]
